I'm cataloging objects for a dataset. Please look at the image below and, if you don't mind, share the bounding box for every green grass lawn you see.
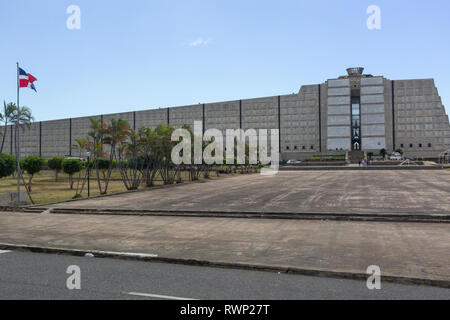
[0,169,240,205]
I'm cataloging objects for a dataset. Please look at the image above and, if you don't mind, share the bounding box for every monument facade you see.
[4,67,450,160]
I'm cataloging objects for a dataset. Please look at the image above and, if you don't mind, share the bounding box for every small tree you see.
[47,156,64,181]
[21,155,45,191]
[62,158,82,189]
[380,148,387,160]
[96,158,110,174]
[0,153,16,179]
[94,158,111,187]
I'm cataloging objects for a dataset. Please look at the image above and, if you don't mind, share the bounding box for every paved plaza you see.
[0,212,449,284]
[46,170,450,215]
[3,169,450,287]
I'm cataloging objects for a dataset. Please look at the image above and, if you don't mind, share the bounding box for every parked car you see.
[64,156,87,162]
[286,159,302,164]
[389,152,403,161]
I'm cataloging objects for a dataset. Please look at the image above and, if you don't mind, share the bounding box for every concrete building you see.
[3,67,450,160]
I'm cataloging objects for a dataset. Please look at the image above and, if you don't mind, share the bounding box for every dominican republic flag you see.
[19,67,37,92]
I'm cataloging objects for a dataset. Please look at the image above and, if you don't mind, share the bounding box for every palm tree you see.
[102,118,130,193]
[10,105,34,178]
[11,105,34,153]
[0,102,17,154]
[86,118,130,194]
[11,105,34,127]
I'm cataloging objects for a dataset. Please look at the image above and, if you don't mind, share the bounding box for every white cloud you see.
[188,37,211,47]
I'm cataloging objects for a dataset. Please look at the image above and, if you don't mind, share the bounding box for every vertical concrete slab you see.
[135,108,169,130]
[41,119,70,158]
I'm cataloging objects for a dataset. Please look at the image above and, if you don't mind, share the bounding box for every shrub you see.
[0,153,16,179]
[62,158,82,189]
[21,155,45,191]
[95,158,110,170]
[117,160,129,168]
[47,156,64,181]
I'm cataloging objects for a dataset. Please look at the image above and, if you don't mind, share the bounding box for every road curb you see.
[280,166,444,171]
[19,207,450,224]
[1,242,448,289]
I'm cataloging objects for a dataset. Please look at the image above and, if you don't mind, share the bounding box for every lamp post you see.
[86,151,90,198]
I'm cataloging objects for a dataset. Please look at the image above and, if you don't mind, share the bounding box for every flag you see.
[19,67,37,92]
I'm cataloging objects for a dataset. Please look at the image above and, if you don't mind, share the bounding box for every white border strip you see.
[125,291,198,300]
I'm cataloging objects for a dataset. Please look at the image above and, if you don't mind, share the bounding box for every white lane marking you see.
[126,292,198,300]
[99,251,158,258]
[0,250,11,254]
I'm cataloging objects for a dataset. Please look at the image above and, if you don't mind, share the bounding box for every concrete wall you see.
[394,79,450,157]
[103,112,134,127]
[360,76,386,150]
[382,78,394,152]
[242,96,278,131]
[241,96,278,154]
[205,100,240,133]
[1,125,14,155]
[169,104,203,130]
[326,78,351,151]
[135,108,168,130]
[281,85,320,156]
[21,122,40,156]
[71,116,100,156]
[2,75,449,160]
[41,119,70,158]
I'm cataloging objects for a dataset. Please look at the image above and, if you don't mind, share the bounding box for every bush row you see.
[0,154,88,178]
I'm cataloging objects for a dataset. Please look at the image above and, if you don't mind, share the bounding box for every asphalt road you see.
[0,250,448,300]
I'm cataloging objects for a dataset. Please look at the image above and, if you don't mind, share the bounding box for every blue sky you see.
[0,0,449,121]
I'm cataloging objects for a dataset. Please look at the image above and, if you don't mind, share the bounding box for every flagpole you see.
[16,62,21,206]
